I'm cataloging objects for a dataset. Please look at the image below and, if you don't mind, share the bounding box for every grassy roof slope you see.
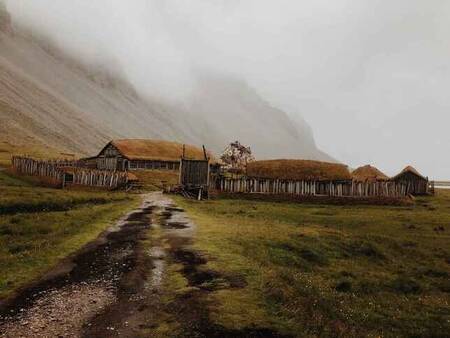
[110,139,213,162]
[352,165,389,182]
[392,166,427,181]
[247,159,351,181]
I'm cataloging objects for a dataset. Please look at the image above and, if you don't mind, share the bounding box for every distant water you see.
[434,182,450,189]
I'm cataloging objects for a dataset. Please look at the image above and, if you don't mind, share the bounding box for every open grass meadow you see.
[0,169,140,299]
[176,191,450,337]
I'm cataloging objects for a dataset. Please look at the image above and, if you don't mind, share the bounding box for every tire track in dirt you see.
[0,194,155,337]
[0,192,289,337]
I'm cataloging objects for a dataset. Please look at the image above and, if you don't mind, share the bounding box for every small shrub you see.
[358,280,381,294]
[339,270,355,278]
[335,279,352,292]
[438,280,450,293]
[423,268,449,278]
[7,243,32,255]
[392,277,422,294]
[0,225,14,235]
[345,241,386,260]
[312,210,336,216]
[299,248,328,266]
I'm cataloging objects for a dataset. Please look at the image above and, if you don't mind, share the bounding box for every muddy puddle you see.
[0,192,289,338]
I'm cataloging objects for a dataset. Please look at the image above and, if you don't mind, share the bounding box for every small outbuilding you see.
[352,165,389,182]
[392,166,429,195]
[93,139,213,171]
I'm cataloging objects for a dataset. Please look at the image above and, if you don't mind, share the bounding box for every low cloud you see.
[6,0,450,178]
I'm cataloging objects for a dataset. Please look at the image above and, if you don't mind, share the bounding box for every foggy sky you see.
[6,0,450,179]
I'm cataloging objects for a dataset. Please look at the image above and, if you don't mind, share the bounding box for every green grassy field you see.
[175,191,450,337]
[0,170,140,299]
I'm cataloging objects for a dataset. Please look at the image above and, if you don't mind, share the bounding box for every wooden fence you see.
[217,177,408,198]
[12,156,129,189]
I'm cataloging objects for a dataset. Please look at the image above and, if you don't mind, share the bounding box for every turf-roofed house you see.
[246,159,353,195]
[91,139,213,171]
[351,165,389,182]
[392,166,430,195]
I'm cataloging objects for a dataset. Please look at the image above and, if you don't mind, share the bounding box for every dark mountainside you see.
[0,4,331,160]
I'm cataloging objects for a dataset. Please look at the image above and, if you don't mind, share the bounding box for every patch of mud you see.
[0,198,155,338]
[165,221,189,229]
[82,193,180,337]
[165,206,185,213]
[0,192,288,338]
[172,249,247,291]
[168,246,288,338]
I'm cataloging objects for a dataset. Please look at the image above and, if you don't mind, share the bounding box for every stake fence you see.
[12,156,129,189]
[217,177,408,198]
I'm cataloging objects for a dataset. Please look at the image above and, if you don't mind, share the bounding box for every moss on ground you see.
[175,191,450,337]
[0,170,140,298]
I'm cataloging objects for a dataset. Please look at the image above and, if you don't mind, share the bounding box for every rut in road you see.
[0,193,288,338]
[0,193,177,337]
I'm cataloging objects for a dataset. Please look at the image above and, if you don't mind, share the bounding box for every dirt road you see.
[0,193,286,338]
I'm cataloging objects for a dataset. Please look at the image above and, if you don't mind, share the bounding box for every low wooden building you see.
[392,166,429,195]
[218,159,407,198]
[93,139,212,171]
[246,159,352,195]
[247,159,351,181]
[352,165,389,182]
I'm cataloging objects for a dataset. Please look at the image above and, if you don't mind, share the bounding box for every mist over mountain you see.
[0,1,330,161]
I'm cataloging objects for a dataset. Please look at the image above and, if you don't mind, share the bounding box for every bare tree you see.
[220,141,255,172]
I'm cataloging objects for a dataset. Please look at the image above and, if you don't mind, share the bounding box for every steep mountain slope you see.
[0,4,331,161]
[188,73,328,159]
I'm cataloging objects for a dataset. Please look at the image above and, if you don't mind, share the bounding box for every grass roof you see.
[246,159,352,181]
[106,139,214,162]
[392,166,427,181]
[352,165,389,182]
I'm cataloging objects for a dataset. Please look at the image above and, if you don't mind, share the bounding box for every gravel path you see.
[0,192,195,338]
[0,192,287,338]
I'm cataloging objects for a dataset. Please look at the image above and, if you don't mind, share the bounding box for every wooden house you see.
[246,159,352,195]
[392,166,429,195]
[93,139,213,171]
[352,165,389,182]
[247,159,352,181]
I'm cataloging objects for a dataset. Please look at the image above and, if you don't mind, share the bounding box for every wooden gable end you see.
[98,142,123,158]
[394,171,427,183]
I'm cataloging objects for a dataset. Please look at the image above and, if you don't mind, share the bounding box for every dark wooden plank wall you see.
[129,160,180,171]
[393,172,429,195]
[180,159,209,187]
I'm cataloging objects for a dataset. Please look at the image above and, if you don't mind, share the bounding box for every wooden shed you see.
[93,139,213,171]
[352,165,389,182]
[392,166,429,195]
